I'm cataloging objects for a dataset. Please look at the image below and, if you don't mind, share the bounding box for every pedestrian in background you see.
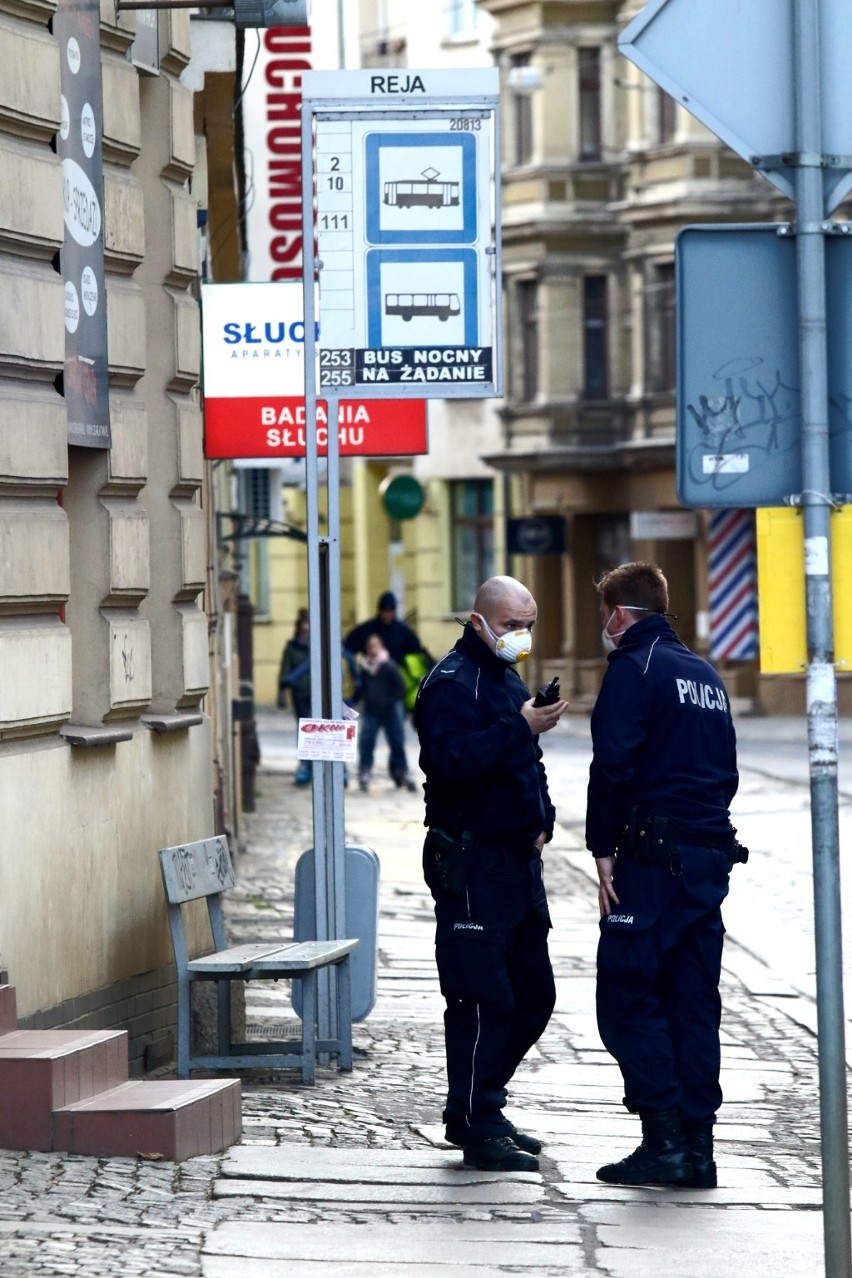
[587,561,747,1190]
[355,635,416,792]
[278,609,358,787]
[278,609,312,785]
[414,574,567,1173]
[345,590,433,715]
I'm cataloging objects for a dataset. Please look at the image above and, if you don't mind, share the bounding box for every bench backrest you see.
[159,836,237,904]
[159,837,237,967]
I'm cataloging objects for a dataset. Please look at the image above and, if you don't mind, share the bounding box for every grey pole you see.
[301,100,336,1040]
[793,3,851,1275]
[336,0,345,68]
[323,390,348,948]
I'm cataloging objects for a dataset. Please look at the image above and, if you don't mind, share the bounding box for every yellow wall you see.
[255,465,515,700]
[757,506,852,674]
[252,484,357,706]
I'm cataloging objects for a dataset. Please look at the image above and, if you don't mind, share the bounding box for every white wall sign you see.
[201,281,427,458]
[630,510,700,540]
[242,27,313,282]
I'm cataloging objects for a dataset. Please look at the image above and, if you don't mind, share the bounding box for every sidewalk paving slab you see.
[0,711,848,1277]
[581,1202,837,1276]
[203,1262,598,1278]
[214,1178,549,1205]
[202,1219,587,1269]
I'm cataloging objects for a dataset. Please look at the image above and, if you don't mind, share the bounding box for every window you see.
[583,275,609,399]
[445,0,478,36]
[595,513,631,577]
[515,279,539,403]
[510,53,534,166]
[657,88,677,144]
[578,47,602,161]
[645,263,676,393]
[241,467,272,521]
[237,468,282,617]
[129,7,159,75]
[451,480,494,611]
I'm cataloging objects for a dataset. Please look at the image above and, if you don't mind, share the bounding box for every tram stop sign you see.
[619,0,852,213]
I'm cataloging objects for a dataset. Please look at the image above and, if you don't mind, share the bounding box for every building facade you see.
[479,0,841,711]
[0,0,224,1069]
[235,0,850,712]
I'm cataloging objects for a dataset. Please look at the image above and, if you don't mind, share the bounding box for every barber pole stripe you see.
[709,510,758,662]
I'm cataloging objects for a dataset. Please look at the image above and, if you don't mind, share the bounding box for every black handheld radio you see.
[533,676,561,707]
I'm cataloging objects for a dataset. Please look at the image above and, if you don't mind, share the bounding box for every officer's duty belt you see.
[616,809,749,874]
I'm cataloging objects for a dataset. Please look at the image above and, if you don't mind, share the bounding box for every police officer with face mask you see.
[414,575,567,1172]
[587,561,745,1190]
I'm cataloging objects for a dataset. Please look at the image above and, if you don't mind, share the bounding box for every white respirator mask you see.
[479,616,533,663]
[601,613,626,654]
[601,604,657,653]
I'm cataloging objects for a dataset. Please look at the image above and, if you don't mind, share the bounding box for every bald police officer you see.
[587,562,745,1189]
[415,576,566,1172]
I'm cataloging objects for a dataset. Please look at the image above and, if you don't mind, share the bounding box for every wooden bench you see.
[159,836,358,1084]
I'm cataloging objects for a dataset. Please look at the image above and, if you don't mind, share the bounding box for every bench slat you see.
[187,939,358,975]
[186,942,299,972]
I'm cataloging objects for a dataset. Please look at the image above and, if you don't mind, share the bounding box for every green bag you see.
[400,651,430,712]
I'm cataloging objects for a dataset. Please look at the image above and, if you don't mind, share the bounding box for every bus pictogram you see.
[385,292,461,322]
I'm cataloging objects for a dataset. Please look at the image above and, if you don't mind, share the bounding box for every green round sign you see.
[381,474,425,521]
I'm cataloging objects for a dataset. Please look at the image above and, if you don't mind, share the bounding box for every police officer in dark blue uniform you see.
[415,575,567,1172]
[587,561,745,1189]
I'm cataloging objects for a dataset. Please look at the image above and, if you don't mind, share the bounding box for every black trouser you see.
[424,837,555,1141]
[596,844,730,1127]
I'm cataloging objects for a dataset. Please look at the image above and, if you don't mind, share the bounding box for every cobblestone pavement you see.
[0,710,849,1276]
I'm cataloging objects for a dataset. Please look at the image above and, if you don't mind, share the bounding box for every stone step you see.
[0,985,16,1033]
[0,1028,128,1151]
[53,1078,242,1161]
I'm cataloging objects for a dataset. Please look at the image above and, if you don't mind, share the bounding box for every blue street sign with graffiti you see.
[676,224,852,507]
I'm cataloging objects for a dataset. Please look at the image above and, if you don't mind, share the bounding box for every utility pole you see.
[793,4,851,1274]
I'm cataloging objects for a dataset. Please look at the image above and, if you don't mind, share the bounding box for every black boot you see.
[596,1108,692,1186]
[683,1123,717,1188]
[445,1117,542,1156]
[462,1135,539,1173]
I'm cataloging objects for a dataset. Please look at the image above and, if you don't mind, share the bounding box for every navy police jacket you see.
[414,623,556,845]
[585,614,738,856]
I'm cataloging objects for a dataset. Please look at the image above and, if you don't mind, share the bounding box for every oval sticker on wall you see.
[62,157,101,248]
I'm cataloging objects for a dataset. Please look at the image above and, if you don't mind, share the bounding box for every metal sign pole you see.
[301,100,335,1040]
[793,3,851,1274]
[323,390,348,948]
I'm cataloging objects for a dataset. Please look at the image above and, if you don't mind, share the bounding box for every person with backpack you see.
[345,591,432,714]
